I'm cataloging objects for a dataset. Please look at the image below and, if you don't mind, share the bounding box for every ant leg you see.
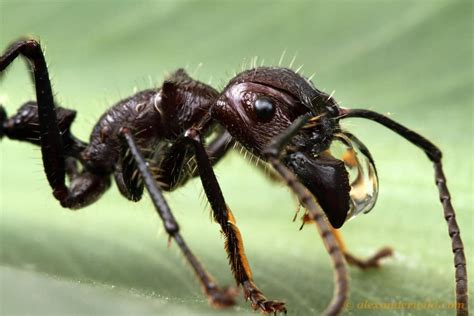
[0,101,87,156]
[1,39,67,200]
[1,41,110,210]
[185,128,287,314]
[61,171,111,209]
[264,115,348,316]
[298,214,393,269]
[342,109,468,315]
[114,144,145,201]
[0,105,7,139]
[148,129,234,192]
[206,129,234,165]
[331,227,393,269]
[0,102,110,208]
[119,128,237,308]
[174,128,234,180]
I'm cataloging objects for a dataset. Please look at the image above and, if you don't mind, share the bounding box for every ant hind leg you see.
[1,39,69,200]
[1,39,108,210]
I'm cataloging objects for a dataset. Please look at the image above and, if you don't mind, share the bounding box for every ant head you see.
[212,67,378,228]
[213,67,340,154]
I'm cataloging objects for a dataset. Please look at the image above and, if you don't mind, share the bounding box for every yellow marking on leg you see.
[226,206,253,279]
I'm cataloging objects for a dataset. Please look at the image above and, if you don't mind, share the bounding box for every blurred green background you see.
[0,1,472,315]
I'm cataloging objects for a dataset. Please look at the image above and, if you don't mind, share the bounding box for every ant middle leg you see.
[113,127,234,203]
[120,128,237,308]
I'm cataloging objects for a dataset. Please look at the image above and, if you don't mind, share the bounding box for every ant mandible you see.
[0,39,468,316]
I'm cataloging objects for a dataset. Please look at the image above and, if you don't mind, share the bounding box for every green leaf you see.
[1,1,472,315]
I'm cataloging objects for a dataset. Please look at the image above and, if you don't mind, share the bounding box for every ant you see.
[0,39,468,316]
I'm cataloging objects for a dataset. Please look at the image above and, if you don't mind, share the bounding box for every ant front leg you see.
[330,227,393,270]
[119,128,237,308]
[263,115,349,316]
[299,210,393,269]
[185,128,287,314]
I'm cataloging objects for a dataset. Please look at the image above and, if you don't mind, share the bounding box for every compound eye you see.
[253,97,275,121]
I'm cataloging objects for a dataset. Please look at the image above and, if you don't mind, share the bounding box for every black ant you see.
[0,39,468,316]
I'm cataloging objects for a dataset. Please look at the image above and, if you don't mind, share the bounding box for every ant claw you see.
[207,285,238,308]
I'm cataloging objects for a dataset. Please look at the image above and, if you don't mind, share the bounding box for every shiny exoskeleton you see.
[0,39,468,316]
[2,69,224,208]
